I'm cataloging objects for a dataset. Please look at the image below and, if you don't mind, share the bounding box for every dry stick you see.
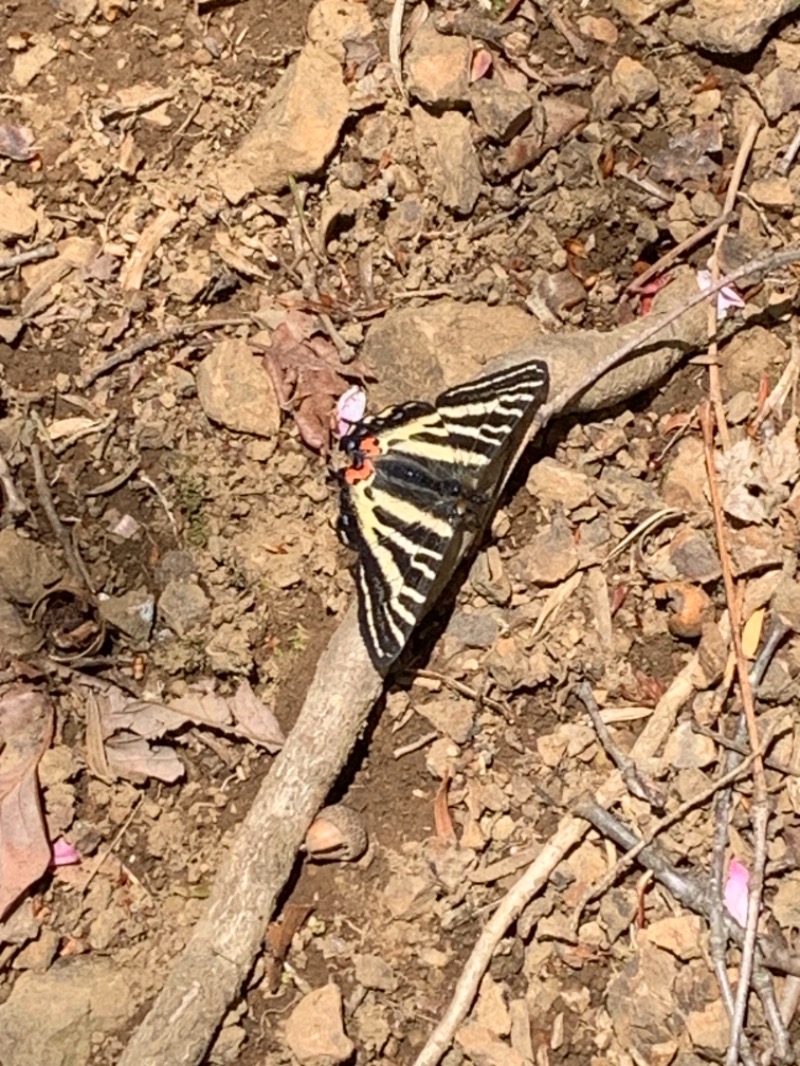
[411,774,625,1066]
[625,211,735,295]
[700,403,769,1066]
[0,242,56,272]
[707,118,761,452]
[119,248,799,1066]
[79,317,253,389]
[30,443,94,592]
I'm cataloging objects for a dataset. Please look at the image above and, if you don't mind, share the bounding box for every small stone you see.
[11,927,59,973]
[157,580,210,636]
[0,529,62,604]
[0,183,37,239]
[527,457,594,511]
[611,57,659,105]
[727,526,782,577]
[445,609,501,650]
[517,513,578,586]
[577,15,619,43]
[338,160,364,189]
[599,887,636,943]
[537,270,587,317]
[12,42,57,88]
[759,67,800,121]
[416,698,474,744]
[285,984,354,1066]
[98,589,154,645]
[686,998,729,1054]
[470,83,533,143]
[226,43,350,196]
[354,954,398,993]
[0,599,39,656]
[662,721,716,770]
[469,546,511,606]
[457,1023,526,1066]
[748,177,793,209]
[383,870,436,919]
[412,107,482,216]
[196,338,280,440]
[406,22,470,109]
[474,975,511,1036]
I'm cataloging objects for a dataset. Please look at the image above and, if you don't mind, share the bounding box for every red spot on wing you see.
[345,459,375,484]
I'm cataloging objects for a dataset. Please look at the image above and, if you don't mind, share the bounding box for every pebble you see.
[158,580,211,636]
[285,984,354,1066]
[98,590,155,646]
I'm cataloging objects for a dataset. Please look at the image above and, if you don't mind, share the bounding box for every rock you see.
[686,998,729,1054]
[536,269,587,317]
[516,513,578,586]
[529,456,593,509]
[727,525,782,577]
[306,0,375,62]
[474,975,511,1036]
[12,42,57,88]
[416,698,474,744]
[98,589,155,645]
[661,439,708,511]
[748,176,794,209]
[577,15,619,43]
[285,984,354,1066]
[383,869,437,919]
[205,622,253,674]
[669,0,800,55]
[606,944,678,1055]
[655,582,713,639]
[196,338,280,440]
[406,22,470,109]
[599,888,637,943]
[0,183,38,239]
[772,578,800,631]
[363,301,538,409]
[456,1023,526,1066]
[470,83,532,143]
[469,546,511,607]
[445,609,501,650]
[771,871,800,927]
[412,107,483,216]
[611,57,659,105]
[157,580,210,636]
[666,530,719,583]
[354,953,398,992]
[222,43,350,196]
[720,326,787,396]
[610,0,675,23]
[0,598,40,656]
[0,958,136,1066]
[0,529,62,604]
[759,67,800,120]
[661,721,717,770]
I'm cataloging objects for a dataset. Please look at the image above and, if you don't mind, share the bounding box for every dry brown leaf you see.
[0,685,55,919]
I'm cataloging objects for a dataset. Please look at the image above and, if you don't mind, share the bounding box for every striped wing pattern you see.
[338,359,549,672]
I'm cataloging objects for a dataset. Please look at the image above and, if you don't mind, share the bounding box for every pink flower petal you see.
[724,858,749,926]
[697,269,745,321]
[335,386,367,439]
[50,838,81,868]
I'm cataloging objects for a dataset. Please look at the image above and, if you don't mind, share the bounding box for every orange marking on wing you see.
[345,458,375,484]
[358,436,381,457]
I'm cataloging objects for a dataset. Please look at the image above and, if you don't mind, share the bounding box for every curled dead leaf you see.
[304,803,367,862]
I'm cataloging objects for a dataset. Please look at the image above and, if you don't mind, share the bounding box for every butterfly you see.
[337,359,549,672]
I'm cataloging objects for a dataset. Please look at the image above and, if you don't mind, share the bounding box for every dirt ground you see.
[1,0,800,1064]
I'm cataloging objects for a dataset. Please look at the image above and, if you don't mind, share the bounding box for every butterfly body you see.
[338,360,549,672]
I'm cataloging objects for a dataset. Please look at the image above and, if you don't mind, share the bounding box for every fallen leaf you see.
[0,685,55,919]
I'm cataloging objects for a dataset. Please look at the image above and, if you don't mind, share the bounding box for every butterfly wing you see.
[338,359,550,672]
[435,359,550,491]
[339,401,465,671]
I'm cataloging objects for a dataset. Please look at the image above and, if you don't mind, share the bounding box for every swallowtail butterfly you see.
[337,359,549,672]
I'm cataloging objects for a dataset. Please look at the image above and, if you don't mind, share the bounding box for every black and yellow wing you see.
[338,359,549,672]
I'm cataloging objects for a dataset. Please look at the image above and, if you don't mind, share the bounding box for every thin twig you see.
[30,443,95,592]
[388,0,407,99]
[626,212,736,294]
[779,121,800,176]
[393,731,438,759]
[700,402,769,1065]
[527,247,800,454]
[0,242,56,272]
[706,118,760,452]
[79,317,253,389]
